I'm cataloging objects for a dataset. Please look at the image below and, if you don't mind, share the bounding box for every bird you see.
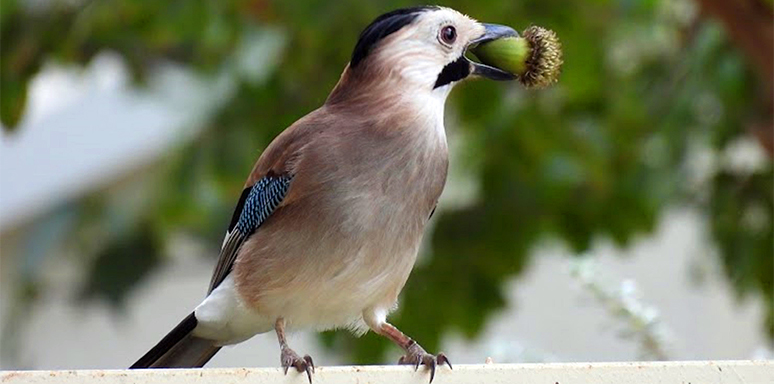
[131,5,516,383]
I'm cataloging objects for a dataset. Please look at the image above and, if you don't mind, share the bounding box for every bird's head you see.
[327,6,516,105]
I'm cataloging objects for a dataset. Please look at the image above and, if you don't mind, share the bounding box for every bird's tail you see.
[130,312,221,368]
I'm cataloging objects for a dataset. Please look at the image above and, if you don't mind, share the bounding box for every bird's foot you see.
[398,342,452,383]
[280,347,314,383]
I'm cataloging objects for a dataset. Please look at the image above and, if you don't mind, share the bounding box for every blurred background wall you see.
[1,0,772,369]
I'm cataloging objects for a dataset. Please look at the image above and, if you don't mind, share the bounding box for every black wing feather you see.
[227,187,252,233]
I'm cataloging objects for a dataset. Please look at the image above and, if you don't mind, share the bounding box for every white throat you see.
[408,83,451,144]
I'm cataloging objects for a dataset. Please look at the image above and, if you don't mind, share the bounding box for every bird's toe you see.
[280,348,315,383]
[398,345,451,383]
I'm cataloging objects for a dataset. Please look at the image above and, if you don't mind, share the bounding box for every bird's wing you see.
[207,174,293,293]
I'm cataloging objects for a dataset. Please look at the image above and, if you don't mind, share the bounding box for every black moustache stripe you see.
[434,56,470,89]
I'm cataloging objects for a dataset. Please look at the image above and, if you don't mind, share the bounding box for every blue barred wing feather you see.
[208,174,293,292]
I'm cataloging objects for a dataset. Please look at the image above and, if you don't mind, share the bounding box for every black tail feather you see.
[131,312,221,368]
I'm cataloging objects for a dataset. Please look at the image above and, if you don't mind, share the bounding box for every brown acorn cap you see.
[520,26,563,88]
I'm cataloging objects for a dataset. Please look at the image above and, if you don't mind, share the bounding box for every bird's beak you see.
[467,23,519,81]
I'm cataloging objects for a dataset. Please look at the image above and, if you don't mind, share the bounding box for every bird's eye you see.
[440,26,457,45]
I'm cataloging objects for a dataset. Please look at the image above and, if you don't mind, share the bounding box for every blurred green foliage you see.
[2,0,771,363]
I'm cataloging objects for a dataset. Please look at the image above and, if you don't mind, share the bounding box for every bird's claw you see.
[280,347,315,383]
[398,344,451,383]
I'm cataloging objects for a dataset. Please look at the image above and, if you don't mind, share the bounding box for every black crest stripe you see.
[434,56,471,88]
[350,6,438,68]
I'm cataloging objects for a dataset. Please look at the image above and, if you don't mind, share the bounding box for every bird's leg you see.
[275,318,314,383]
[377,322,451,383]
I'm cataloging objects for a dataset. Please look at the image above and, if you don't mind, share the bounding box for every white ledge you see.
[2,361,772,384]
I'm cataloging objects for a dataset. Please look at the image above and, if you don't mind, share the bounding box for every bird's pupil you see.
[442,26,456,44]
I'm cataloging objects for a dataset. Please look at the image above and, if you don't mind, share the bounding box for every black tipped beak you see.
[471,23,519,46]
[467,23,518,81]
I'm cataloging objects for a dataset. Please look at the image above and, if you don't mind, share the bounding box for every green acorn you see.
[472,26,563,88]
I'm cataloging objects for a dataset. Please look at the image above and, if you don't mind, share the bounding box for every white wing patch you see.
[220,231,230,249]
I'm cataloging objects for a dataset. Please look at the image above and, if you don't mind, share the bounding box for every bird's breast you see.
[338,121,448,236]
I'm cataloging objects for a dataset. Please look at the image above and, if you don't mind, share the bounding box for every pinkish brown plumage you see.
[131,6,519,383]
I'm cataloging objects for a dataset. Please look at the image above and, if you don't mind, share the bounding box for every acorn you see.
[471,26,563,88]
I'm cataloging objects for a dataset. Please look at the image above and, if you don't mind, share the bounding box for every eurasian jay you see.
[131,6,517,382]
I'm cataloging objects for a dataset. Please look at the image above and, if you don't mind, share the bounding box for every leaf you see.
[0,79,27,131]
